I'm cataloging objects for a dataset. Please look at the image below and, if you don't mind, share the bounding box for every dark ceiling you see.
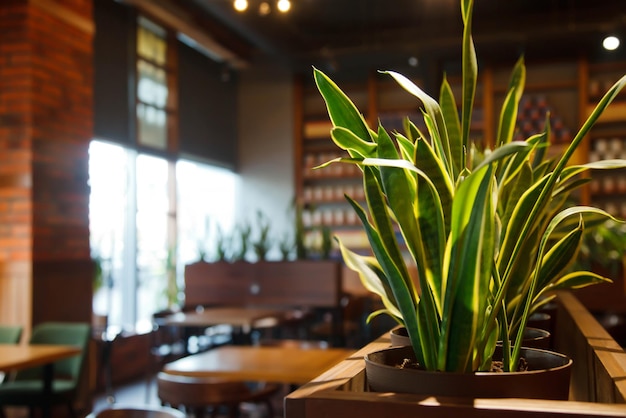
[176,0,626,76]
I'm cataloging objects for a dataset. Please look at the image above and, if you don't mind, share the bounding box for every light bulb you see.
[603,35,620,51]
[258,1,271,15]
[277,0,291,13]
[234,0,248,12]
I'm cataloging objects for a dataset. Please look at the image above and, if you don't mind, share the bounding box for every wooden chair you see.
[0,322,91,418]
[309,293,368,347]
[146,309,188,401]
[156,371,280,418]
[86,405,186,418]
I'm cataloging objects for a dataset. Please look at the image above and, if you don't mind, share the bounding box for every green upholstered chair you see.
[0,322,91,418]
[0,325,23,385]
[0,325,22,344]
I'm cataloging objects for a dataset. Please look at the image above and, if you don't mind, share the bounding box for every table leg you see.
[102,339,116,404]
[42,363,53,418]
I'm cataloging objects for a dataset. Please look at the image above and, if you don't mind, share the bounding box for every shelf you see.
[304,120,334,139]
[585,101,626,123]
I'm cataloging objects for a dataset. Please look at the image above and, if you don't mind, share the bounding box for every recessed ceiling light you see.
[603,35,620,51]
[258,1,271,15]
[233,0,248,12]
[408,56,419,67]
[277,0,291,13]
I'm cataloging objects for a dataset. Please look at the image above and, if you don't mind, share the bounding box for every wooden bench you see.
[183,260,348,343]
[184,260,343,309]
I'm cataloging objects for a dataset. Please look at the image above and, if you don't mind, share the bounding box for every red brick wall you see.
[0,0,94,328]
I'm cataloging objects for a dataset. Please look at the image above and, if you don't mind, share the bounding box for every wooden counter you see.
[285,291,626,417]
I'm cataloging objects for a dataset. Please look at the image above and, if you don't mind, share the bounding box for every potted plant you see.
[313,0,626,399]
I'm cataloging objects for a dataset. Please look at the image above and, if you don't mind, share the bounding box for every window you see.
[89,141,238,332]
[89,140,133,330]
[136,17,171,150]
[90,14,239,333]
[136,154,171,323]
[176,160,238,266]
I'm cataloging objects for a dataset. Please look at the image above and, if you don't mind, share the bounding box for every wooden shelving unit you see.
[294,58,626,255]
[294,72,424,256]
[580,60,626,218]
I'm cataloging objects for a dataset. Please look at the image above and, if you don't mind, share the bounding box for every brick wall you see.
[0,0,94,328]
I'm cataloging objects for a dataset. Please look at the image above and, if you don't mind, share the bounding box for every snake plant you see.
[314,0,626,373]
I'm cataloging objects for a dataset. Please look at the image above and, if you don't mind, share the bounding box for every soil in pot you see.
[365,345,572,400]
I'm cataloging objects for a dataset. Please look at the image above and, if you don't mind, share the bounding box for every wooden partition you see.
[183,260,343,309]
[285,291,626,418]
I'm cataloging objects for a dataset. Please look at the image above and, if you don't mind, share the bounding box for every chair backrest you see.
[15,322,91,384]
[156,372,254,407]
[0,325,22,344]
[86,405,186,418]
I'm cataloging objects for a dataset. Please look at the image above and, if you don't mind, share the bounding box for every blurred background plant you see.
[278,232,294,260]
[575,219,626,278]
[252,210,273,261]
[215,225,231,261]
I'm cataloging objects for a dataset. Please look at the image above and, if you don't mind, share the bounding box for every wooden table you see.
[164,307,288,332]
[163,345,355,384]
[0,344,82,418]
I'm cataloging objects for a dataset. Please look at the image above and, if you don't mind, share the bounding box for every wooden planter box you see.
[286,291,626,417]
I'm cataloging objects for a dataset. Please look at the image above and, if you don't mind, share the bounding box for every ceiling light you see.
[603,35,620,51]
[233,0,248,12]
[258,1,271,15]
[277,0,291,13]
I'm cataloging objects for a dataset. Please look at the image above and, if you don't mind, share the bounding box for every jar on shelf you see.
[603,176,616,194]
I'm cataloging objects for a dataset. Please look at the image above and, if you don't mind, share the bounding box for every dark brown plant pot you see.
[528,312,552,331]
[365,345,572,400]
[389,326,410,347]
[520,327,551,349]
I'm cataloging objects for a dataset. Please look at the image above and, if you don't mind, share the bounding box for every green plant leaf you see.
[380,127,446,322]
[460,0,477,152]
[330,126,377,158]
[383,71,453,175]
[354,167,439,362]
[499,162,532,232]
[314,68,373,155]
[534,224,583,300]
[394,132,416,161]
[440,75,463,177]
[403,116,423,143]
[547,271,613,291]
[496,57,526,147]
[440,164,495,372]
[337,240,403,320]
